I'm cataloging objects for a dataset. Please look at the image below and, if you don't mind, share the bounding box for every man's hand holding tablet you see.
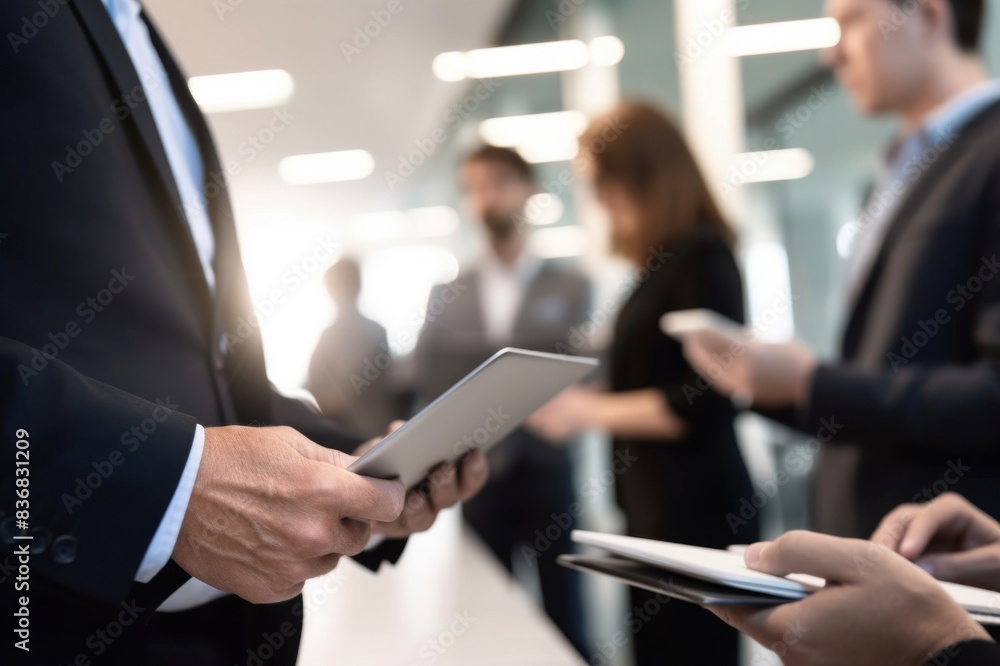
[355,421,490,539]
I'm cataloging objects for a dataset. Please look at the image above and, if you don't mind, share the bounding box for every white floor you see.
[296,507,585,666]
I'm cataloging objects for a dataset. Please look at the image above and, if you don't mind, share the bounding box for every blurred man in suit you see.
[0,1,487,663]
[682,0,1000,537]
[308,258,401,438]
[413,146,591,653]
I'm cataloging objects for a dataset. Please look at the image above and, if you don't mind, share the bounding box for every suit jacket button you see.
[0,516,22,545]
[29,527,52,555]
[51,535,79,564]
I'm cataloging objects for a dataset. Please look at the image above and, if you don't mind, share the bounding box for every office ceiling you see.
[144,0,516,224]
[141,0,902,229]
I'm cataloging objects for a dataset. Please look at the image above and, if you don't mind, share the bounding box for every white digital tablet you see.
[571,530,1000,623]
[349,348,598,488]
[572,530,820,597]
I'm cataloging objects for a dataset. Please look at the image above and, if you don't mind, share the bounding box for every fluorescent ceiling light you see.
[480,111,587,163]
[278,150,375,185]
[517,139,581,164]
[589,36,625,67]
[529,226,590,259]
[722,18,841,57]
[729,148,815,184]
[432,37,625,81]
[188,69,294,113]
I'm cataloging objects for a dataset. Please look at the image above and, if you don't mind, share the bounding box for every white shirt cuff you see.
[135,424,205,583]
[365,533,387,551]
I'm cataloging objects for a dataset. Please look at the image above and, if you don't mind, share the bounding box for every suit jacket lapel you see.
[141,9,269,407]
[140,10,240,306]
[842,101,1000,357]
[72,0,186,226]
[71,0,214,317]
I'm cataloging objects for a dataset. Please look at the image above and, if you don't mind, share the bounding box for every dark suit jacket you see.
[0,1,401,662]
[413,261,591,475]
[929,640,1000,665]
[783,99,1000,536]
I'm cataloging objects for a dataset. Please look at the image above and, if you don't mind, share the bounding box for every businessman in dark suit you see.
[412,146,591,653]
[682,0,1000,537]
[0,1,488,663]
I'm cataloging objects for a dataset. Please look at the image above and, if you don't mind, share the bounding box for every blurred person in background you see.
[308,258,402,438]
[681,0,1000,538]
[412,145,591,654]
[529,101,759,666]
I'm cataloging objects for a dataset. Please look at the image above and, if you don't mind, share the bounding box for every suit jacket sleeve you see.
[0,337,197,605]
[799,204,1000,457]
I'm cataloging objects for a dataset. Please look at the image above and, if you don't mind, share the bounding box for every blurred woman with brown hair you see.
[529,101,758,665]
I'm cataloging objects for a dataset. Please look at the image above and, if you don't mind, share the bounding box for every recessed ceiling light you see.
[278,150,375,185]
[433,37,625,81]
[187,69,294,113]
[729,148,815,183]
[479,111,588,163]
[722,18,841,57]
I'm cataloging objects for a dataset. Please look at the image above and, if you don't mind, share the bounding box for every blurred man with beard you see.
[413,146,592,654]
